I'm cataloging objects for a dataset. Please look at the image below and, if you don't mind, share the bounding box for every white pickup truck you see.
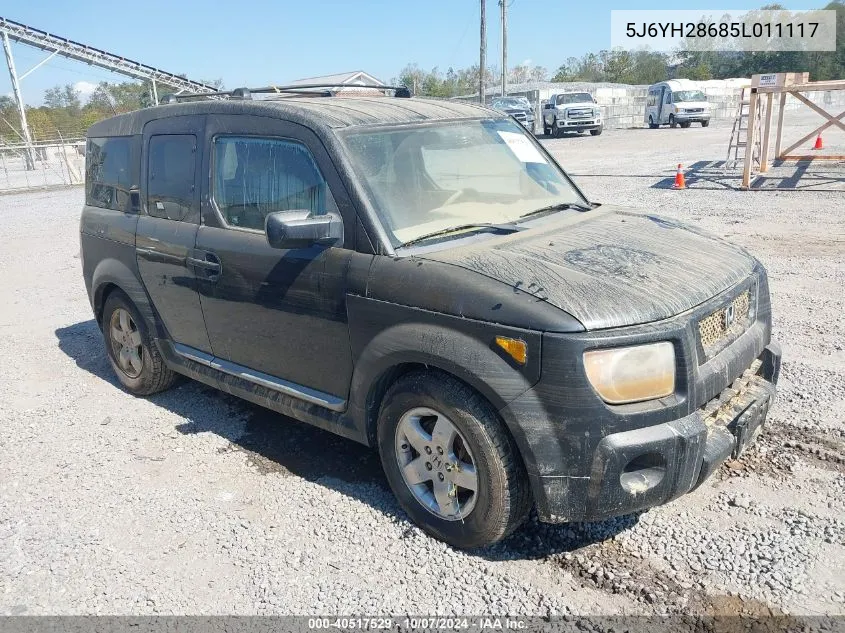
[542,92,603,137]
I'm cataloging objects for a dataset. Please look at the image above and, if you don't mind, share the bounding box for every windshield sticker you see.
[497,131,547,164]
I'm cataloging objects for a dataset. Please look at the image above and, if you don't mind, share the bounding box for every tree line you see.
[0,79,221,144]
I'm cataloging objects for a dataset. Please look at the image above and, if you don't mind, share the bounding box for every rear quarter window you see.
[147,134,196,221]
[86,137,131,211]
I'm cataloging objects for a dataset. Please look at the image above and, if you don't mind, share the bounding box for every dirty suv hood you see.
[419,207,758,330]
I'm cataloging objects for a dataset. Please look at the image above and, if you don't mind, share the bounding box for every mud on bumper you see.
[538,341,781,523]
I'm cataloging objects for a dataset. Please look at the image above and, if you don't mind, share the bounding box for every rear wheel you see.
[377,371,531,549]
[648,115,658,129]
[102,291,178,396]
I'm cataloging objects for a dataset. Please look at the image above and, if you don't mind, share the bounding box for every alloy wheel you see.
[109,308,143,378]
[394,407,478,520]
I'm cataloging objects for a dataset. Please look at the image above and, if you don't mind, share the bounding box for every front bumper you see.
[675,112,711,122]
[496,268,779,523]
[557,118,601,129]
[582,343,779,521]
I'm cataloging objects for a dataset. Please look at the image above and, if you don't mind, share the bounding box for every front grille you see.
[701,358,762,423]
[512,112,527,121]
[567,108,592,119]
[685,108,704,113]
[698,289,752,359]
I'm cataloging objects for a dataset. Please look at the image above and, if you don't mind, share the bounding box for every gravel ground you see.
[0,115,842,617]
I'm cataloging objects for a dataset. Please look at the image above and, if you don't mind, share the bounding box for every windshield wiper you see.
[519,202,593,220]
[398,222,521,247]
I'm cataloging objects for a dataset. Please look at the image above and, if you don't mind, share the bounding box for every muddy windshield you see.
[674,90,706,102]
[340,119,587,246]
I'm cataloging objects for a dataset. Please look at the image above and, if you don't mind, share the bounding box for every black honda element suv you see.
[80,84,780,548]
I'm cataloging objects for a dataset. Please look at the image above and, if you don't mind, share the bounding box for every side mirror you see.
[265,209,343,249]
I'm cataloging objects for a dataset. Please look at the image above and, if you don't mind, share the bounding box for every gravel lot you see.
[0,117,843,618]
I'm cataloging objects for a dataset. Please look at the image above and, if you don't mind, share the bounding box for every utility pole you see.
[500,0,507,96]
[479,0,486,105]
[1,31,35,170]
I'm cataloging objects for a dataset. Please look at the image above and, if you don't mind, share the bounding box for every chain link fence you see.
[0,139,85,192]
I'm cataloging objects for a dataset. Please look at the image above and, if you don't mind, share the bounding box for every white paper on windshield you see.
[497,131,547,164]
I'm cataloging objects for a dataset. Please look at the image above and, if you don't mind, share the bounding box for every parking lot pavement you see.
[0,122,842,616]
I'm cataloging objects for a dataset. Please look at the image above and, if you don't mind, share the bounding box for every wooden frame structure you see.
[742,72,845,189]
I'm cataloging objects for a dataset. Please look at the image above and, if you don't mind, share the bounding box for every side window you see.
[213,136,335,231]
[147,134,196,221]
[86,137,131,211]
[665,92,672,104]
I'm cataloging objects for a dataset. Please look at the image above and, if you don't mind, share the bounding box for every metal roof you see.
[285,70,384,87]
[87,97,498,137]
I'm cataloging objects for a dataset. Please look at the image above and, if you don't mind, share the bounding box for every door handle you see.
[187,252,222,278]
[187,256,220,271]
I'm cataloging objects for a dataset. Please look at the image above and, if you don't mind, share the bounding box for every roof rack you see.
[159,83,412,104]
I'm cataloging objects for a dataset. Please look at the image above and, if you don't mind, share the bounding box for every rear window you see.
[86,137,131,211]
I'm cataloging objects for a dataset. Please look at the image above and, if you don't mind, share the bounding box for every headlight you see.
[583,342,675,404]
[593,108,600,117]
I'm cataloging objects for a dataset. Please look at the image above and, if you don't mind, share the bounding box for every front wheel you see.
[590,126,603,136]
[680,121,691,128]
[669,114,677,128]
[377,371,531,549]
[102,290,178,396]
[701,120,710,127]
[648,116,658,129]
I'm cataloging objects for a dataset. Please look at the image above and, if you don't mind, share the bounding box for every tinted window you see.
[213,136,332,231]
[86,137,131,210]
[147,134,196,221]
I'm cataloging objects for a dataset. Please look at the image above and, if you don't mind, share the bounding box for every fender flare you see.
[91,258,163,338]
[348,319,541,459]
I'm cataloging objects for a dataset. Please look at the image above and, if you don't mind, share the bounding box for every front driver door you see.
[194,115,355,406]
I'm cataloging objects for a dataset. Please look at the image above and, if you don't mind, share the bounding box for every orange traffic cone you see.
[813,134,824,150]
[672,163,686,189]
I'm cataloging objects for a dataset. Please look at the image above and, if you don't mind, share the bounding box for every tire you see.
[648,116,658,129]
[701,120,710,127]
[680,121,691,128]
[377,370,531,549]
[590,126,603,136]
[543,125,551,137]
[669,114,677,128]
[102,290,178,396]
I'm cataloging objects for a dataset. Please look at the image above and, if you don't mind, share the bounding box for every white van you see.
[645,79,711,129]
